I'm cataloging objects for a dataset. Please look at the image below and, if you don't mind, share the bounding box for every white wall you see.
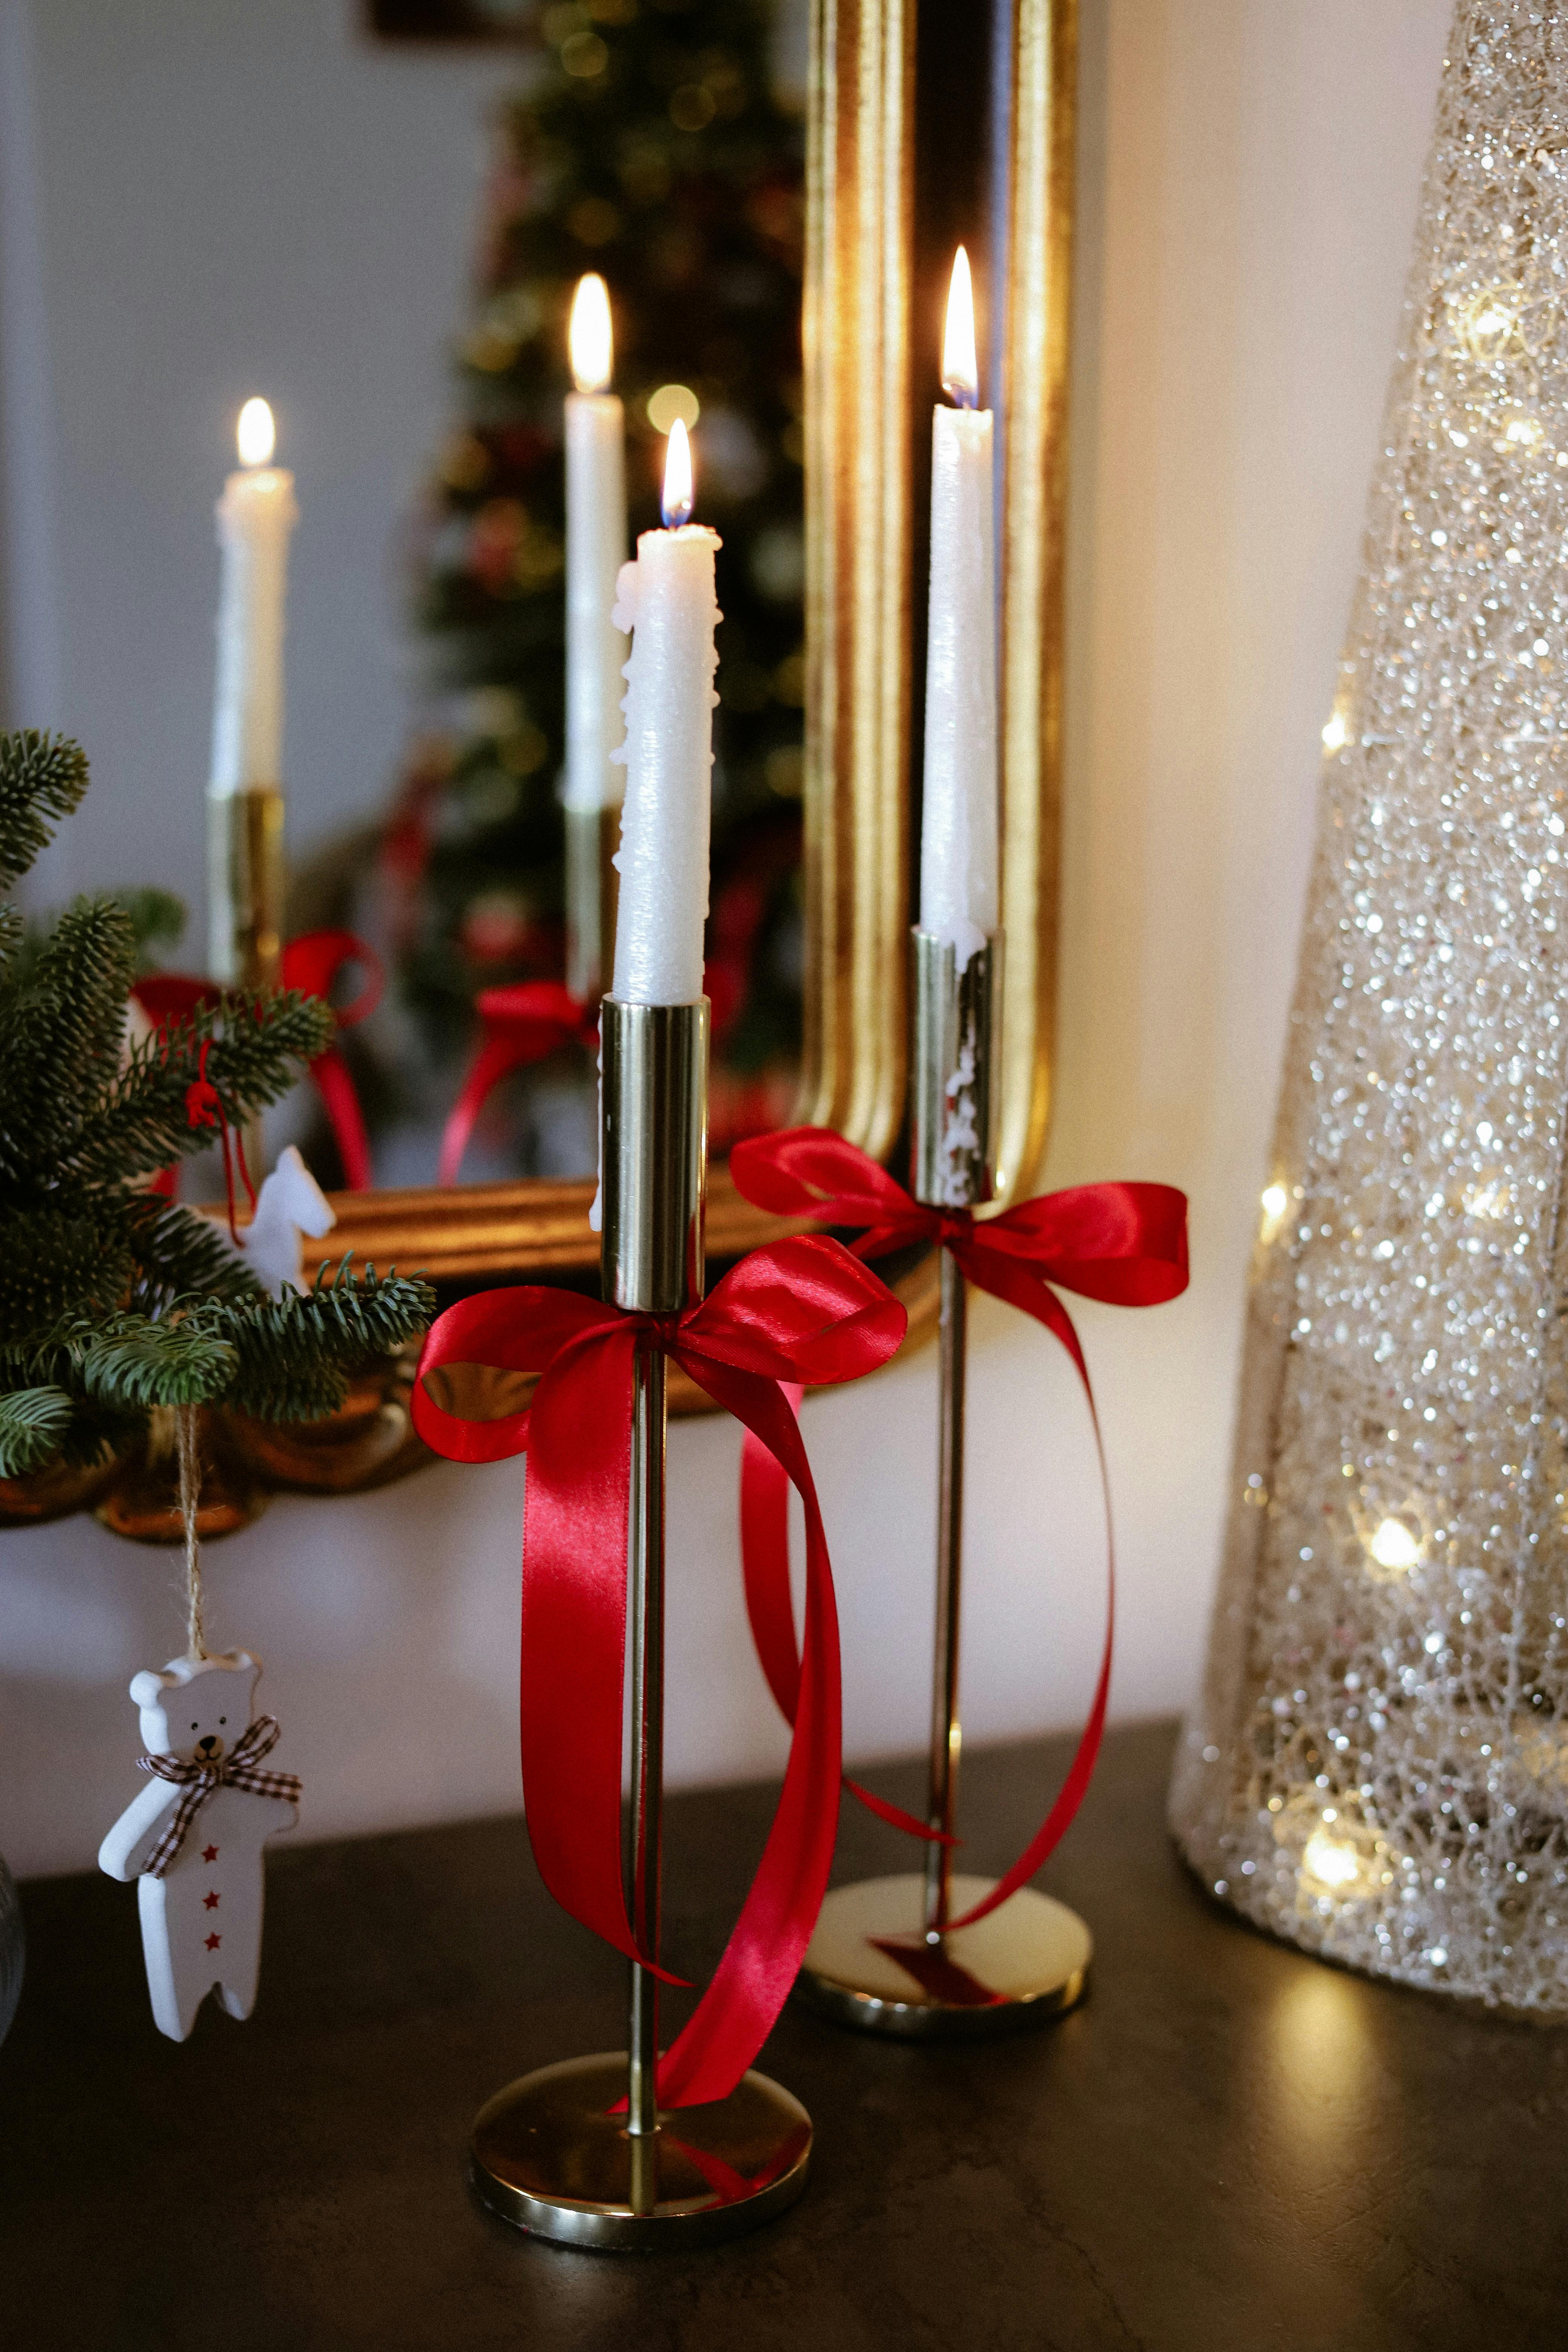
[0,0,1455,1876]
[0,0,523,908]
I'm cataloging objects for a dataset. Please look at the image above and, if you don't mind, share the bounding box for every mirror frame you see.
[2,1,1076,1530]
[332,0,1075,1271]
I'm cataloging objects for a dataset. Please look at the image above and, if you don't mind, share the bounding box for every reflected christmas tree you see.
[373,0,806,1174]
[1173,0,1568,2014]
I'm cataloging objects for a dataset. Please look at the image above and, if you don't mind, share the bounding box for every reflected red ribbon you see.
[437,982,599,1184]
[410,1235,907,2109]
[730,1127,1189,1929]
[132,929,383,1195]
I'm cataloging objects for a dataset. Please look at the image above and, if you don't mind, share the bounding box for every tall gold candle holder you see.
[469,996,813,2249]
[795,928,1093,2036]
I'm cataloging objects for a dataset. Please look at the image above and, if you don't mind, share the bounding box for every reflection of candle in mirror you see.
[564,276,627,820]
[210,397,298,799]
[919,246,998,968]
[609,420,720,1006]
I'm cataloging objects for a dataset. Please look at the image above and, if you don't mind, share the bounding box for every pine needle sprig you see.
[0,732,90,891]
[204,1261,436,1424]
[0,897,139,1169]
[0,1385,77,1479]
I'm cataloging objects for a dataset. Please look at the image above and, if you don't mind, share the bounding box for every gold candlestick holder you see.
[795,928,1093,2037]
[564,803,620,1006]
[468,996,813,2249]
[207,785,285,1176]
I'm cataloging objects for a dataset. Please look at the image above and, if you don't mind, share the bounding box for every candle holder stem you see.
[468,997,812,2247]
[797,927,1092,2037]
[923,1247,968,1937]
[625,1339,665,2156]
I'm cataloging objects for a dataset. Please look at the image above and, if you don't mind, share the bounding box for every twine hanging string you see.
[176,1404,207,1661]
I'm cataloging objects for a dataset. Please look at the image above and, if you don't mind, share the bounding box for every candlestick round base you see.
[795,1873,1091,2038]
[469,2053,811,2250]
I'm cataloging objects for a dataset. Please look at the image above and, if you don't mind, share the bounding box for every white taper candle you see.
[209,397,297,798]
[919,247,998,969]
[609,420,720,1006]
[564,276,627,815]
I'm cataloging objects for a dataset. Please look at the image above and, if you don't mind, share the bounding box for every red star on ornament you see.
[203,1891,220,1911]
[202,1844,219,1863]
[204,1932,221,1951]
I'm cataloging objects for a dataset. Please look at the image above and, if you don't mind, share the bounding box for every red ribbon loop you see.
[437,982,600,1185]
[279,931,383,1193]
[729,1127,1189,1927]
[411,1234,907,2109]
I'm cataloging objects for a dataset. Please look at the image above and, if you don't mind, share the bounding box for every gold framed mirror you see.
[5,1,1075,1530]
[332,0,1074,1272]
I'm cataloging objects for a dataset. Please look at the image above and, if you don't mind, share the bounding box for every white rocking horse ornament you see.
[228,1145,336,1300]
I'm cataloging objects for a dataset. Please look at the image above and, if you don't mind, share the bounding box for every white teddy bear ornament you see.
[98,1651,300,2041]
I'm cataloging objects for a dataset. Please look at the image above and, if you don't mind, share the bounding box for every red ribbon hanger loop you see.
[729,1126,1189,1928]
[411,1233,906,2109]
[133,928,383,1197]
[437,982,600,1185]
[182,1037,255,1242]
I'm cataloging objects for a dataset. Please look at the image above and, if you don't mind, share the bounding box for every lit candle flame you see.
[1259,1182,1289,1242]
[236,397,276,469]
[942,246,978,409]
[569,274,613,395]
[661,417,694,528]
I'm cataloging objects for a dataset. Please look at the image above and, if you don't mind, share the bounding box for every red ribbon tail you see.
[655,1358,843,2110]
[310,1046,373,1191]
[943,1326,1116,1929]
[519,1325,685,1988]
[739,1391,949,1847]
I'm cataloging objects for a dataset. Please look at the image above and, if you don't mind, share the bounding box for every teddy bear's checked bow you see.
[138,1716,301,1880]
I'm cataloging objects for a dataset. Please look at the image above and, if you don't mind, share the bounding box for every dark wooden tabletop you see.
[2,1716,1563,2351]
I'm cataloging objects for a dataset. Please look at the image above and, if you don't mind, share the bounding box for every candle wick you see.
[942,377,979,412]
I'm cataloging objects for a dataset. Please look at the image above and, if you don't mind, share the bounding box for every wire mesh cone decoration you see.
[1171,1,1568,2015]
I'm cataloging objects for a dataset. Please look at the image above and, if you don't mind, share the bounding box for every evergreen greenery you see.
[0,732,432,1479]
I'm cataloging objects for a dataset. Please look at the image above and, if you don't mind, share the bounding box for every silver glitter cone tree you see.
[1172,1,1568,2015]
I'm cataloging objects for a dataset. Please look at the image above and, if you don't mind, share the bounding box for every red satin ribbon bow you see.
[729,1126,1190,1929]
[437,983,600,1185]
[410,1234,907,2109]
[133,929,383,1196]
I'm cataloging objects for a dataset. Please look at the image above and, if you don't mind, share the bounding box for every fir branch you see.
[0,1385,76,1478]
[0,1207,132,1344]
[78,1318,238,1410]
[205,1262,435,1424]
[0,896,136,1174]
[125,1196,260,1315]
[0,732,90,891]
